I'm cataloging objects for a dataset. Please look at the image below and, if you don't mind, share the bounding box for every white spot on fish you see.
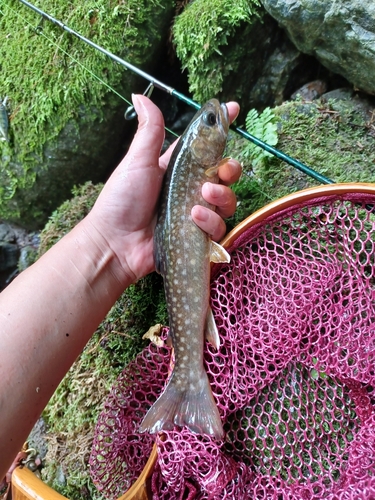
[190,258,196,265]
[186,330,191,335]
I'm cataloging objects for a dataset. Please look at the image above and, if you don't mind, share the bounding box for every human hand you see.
[88,95,241,285]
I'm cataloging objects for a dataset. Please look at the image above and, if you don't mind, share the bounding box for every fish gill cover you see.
[91,190,375,498]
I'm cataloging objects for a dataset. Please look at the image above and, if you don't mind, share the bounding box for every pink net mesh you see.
[90,191,375,499]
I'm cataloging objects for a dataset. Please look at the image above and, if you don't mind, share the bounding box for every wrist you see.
[71,216,134,294]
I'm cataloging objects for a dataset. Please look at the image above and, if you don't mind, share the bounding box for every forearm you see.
[0,217,128,477]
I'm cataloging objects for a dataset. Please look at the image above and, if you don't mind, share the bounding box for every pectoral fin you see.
[205,157,231,178]
[205,306,220,350]
[210,240,230,263]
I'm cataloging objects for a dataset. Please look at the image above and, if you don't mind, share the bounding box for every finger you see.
[191,206,227,242]
[217,159,242,186]
[121,94,166,172]
[94,95,165,226]
[226,101,240,124]
[201,183,237,219]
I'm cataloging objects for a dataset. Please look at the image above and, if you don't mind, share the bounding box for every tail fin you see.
[139,371,223,439]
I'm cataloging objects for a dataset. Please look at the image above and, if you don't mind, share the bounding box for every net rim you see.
[221,182,375,249]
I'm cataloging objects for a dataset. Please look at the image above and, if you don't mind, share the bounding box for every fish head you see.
[189,99,229,167]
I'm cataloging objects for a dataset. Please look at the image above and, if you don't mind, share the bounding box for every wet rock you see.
[18,245,38,272]
[0,242,19,271]
[218,15,304,114]
[291,80,328,101]
[261,0,375,96]
[55,465,67,487]
[0,222,17,243]
[0,221,40,289]
[321,88,354,102]
[28,417,48,461]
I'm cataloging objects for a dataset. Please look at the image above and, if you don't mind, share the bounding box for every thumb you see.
[124,94,165,169]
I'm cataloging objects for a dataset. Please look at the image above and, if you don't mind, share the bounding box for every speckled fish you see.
[0,97,9,142]
[139,99,230,439]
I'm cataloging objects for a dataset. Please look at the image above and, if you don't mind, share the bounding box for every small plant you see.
[240,107,279,167]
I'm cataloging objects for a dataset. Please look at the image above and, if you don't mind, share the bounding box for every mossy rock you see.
[37,182,167,499]
[227,93,375,230]
[0,0,174,229]
[172,0,320,119]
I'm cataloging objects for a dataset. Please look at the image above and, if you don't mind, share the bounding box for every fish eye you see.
[203,112,217,126]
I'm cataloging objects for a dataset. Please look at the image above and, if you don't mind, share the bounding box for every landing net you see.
[90,185,375,499]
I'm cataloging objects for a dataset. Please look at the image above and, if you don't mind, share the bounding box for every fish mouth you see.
[220,102,229,131]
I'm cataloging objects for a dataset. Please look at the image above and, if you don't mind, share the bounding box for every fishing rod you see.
[17,0,334,185]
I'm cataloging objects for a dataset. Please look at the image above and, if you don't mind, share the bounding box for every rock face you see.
[261,0,375,96]
[0,0,174,229]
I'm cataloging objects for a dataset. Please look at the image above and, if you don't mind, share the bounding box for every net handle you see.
[221,183,375,249]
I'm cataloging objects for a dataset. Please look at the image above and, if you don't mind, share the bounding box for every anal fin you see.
[205,306,220,350]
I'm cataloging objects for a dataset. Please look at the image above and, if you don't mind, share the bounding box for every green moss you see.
[38,182,102,255]
[0,0,172,220]
[173,0,262,102]
[262,99,375,193]
[38,182,167,498]
[226,97,375,230]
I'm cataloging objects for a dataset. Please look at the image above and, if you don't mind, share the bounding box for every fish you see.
[139,99,231,439]
[0,97,9,142]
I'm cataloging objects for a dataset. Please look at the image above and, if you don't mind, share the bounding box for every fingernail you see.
[131,93,140,106]
[192,206,209,222]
